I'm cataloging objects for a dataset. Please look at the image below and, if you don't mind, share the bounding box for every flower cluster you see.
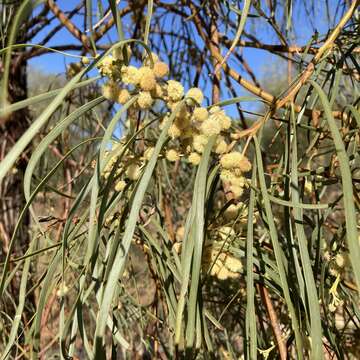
[95,47,254,279]
[202,226,243,280]
[322,243,348,313]
[220,152,251,199]
[165,104,233,167]
[100,141,142,194]
[323,242,349,278]
[97,49,251,186]
[201,201,256,280]
[98,50,169,110]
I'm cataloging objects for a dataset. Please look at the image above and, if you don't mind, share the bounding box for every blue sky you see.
[28,0,343,117]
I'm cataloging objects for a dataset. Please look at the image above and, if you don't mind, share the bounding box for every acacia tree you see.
[0,0,359,358]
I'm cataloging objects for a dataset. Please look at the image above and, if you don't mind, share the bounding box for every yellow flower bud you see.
[215,137,228,154]
[193,107,209,122]
[186,87,204,105]
[168,123,182,138]
[138,66,156,91]
[335,253,348,268]
[153,61,169,78]
[220,152,251,172]
[188,152,201,165]
[137,91,153,109]
[224,256,243,273]
[167,80,184,101]
[121,65,141,85]
[230,185,244,198]
[81,56,90,64]
[176,226,185,241]
[117,89,130,104]
[193,134,208,153]
[115,180,126,192]
[166,149,180,162]
[126,164,141,180]
[200,118,222,137]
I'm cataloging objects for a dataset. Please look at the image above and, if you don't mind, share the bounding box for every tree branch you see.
[276,0,359,109]
[258,284,288,360]
[189,0,357,129]
[47,0,91,50]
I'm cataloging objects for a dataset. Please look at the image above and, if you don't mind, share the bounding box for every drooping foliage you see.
[0,1,359,358]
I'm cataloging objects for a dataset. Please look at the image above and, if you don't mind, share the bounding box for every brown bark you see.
[0,58,30,261]
[0,38,35,355]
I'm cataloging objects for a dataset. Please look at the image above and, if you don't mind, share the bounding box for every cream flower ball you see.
[115,180,126,192]
[166,149,180,162]
[126,164,141,180]
[193,107,209,122]
[117,89,130,104]
[220,152,251,172]
[153,61,169,78]
[138,66,156,91]
[186,87,204,105]
[121,65,141,85]
[188,152,201,165]
[137,91,153,109]
[167,80,184,101]
[200,118,222,137]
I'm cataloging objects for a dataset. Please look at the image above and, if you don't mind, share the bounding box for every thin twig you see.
[258,284,288,360]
